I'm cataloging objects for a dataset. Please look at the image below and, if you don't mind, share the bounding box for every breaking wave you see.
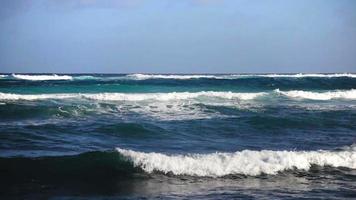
[12,74,73,81]
[127,73,356,80]
[72,75,98,80]
[2,89,355,102]
[127,74,218,80]
[0,91,266,101]
[256,73,356,78]
[276,89,356,100]
[2,146,354,179]
[117,145,356,177]
[4,73,356,81]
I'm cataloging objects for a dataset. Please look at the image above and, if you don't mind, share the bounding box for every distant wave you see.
[12,74,73,81]
[127,73,356,80]
[256,73,356,78]
[4,73,356,81]
[72,75,99,80]
[0,91,266,101]
[127,74,218,80]
[117,145,356,177]
[276,89,356,100]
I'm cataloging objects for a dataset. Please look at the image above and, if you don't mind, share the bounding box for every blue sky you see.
[0,0,355,73]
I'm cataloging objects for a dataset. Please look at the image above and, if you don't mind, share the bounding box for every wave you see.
[0,92,76,100]
[72,75,99,80]
[0,151,139,183]
[275,89,356,100]
[256,73,356,78]
[127,73,356,80]
[127,74,219,80]
[4,73,356,81]
[1,89,355,102]
[0,91,266,121]
[1,146,354,180]
[117,145,356,177]
[0,91,266,101]
[12,74,73,81]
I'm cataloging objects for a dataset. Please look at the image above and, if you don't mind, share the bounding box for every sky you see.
[0,0,355,73]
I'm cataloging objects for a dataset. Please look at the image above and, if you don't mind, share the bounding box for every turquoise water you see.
[0,73,355,199]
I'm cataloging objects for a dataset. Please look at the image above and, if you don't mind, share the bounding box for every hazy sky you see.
[0,0,355,73]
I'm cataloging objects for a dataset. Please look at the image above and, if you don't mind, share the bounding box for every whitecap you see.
[12,74,73,81]
[117,146,356,177]
[275,89,356,100]
[0,91,266,101]
[73,75,98,80]
[257,73,356,78]
[126,73,356,80]
[127,74,218,80]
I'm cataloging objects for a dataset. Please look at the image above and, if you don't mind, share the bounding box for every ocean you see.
[0,73,355,199]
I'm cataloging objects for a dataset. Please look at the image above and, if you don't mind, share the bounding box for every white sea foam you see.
[127,73,356,80]
[257,73,356,78]
[85,91,265,101]
[117,146,356,177]
[0,93,77,100]
[127,74,218,80]
[73,75,98,80]
[0,91,266,101]
[5,73,356,81]
[2,90,355,101]
[7,73,356,81]
[12,74,73,81]
[0,91,265,120]
[275,89,356,100]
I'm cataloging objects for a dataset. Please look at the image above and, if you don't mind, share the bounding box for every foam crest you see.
[127,73,356,80]
[259,73,356,78]
[5,73,356,81]
[275,89,356,100]
[0,93,77,100]
[127,74,218,80]
[73,75,98,80]
[84,91,265,101]
[117,146,356,177]
[0,91,266,101]
[12,74,73,81]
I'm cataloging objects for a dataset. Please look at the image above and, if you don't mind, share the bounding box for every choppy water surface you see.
[0,73,355,199]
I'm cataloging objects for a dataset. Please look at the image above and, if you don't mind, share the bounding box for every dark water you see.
[0,73,355,199]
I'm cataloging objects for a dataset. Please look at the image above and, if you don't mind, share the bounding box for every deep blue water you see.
[0,73,355,199]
